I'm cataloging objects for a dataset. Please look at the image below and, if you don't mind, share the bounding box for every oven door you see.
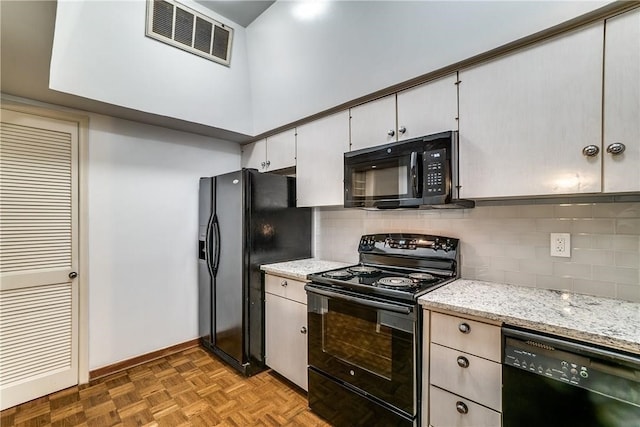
[344,146,423,209]
[306,285,417,416]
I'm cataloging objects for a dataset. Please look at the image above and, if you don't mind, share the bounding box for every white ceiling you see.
[194,1,275,27]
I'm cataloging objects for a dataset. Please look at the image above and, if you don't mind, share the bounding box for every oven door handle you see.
[305,286,413,315]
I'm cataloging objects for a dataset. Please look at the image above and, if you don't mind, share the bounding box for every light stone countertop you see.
[261,258,352,281]
[419,279,640,354]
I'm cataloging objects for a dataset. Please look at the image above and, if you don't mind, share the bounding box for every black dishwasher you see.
[502,327,640,427]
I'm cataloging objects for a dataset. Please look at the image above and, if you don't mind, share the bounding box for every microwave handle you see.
[410,151,419,197]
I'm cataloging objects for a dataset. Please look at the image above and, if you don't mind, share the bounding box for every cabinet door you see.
[265,293,308,391]
[397,74,459,142]
[296,110,350,207]
[241,139,266,171]
[603,9,640,193]
[458,24,603,198]
[266,128,296,171]
[350,94,397,151]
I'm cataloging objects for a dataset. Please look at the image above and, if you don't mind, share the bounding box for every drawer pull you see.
[456,401,469,414]
[300,326,307,334]
[457,356,470,368]
[458,322,471,334]
[281,280,288,287]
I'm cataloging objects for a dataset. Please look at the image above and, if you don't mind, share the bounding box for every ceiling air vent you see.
[146,0,233,66]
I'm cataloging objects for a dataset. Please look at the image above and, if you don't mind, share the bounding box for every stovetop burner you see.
[377,277,415,289]
[323,270,354,280]
[348,265,381,276]
[408,272,437,282]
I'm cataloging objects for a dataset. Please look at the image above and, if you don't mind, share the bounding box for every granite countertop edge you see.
[419,279,640,354]
[260,258,352,281]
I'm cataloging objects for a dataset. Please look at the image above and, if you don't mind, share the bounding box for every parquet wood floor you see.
[1,346,331,427]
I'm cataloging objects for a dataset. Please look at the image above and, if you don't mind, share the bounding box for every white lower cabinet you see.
[429,386,501,427]
[264,274,308,391]
[426,310,502,427]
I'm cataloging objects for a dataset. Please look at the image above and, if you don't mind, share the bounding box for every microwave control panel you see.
[425,148,447,196]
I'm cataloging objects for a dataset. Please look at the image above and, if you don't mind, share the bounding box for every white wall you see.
[88,114,240,369]
[247,0,611,134]
[50,0,254,135]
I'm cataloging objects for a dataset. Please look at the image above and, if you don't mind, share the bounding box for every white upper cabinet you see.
[350,75,459,151]
[296,111,350,207]
[603,8,640,193]
[241,128,296,172]
[350,94,397,151]
[458,23,604,199]
[241,139,267,170]
[396,74,459,141]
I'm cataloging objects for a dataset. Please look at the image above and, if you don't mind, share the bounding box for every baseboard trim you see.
[89,338,200,380]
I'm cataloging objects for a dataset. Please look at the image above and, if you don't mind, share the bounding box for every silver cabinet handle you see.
[398,126,406,135]
[69,271,78,279]
[458,322,471,334]
[260,161,266,168]
[457,356,470,368]
[300,326,307,334]
[266,160,271,167]
[456,401,469,414]
[281,280,288,287]
[387,129,395,137]
[582,145,600,157]
[606,143,626,155]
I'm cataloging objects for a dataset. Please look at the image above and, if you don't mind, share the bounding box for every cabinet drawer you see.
[430,343,502,411]
[429,386,501,427]
[265,274,307,304]
[431,312,501,362]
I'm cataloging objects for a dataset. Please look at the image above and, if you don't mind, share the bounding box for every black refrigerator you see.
[198,169,312,376]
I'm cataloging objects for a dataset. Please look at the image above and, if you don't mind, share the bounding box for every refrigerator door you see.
[198,178,213,343]
[214,170,245,364]
[245,171,312,369]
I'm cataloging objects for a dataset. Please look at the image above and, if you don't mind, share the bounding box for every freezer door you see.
[198,178,213,342]
[214,171,244,363]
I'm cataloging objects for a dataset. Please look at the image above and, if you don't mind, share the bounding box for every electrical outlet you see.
[550,233,571,258]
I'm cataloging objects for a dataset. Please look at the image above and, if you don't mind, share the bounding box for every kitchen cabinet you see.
[350,94,397,150]
[458,23,604,198]
[603,8,640,193]
[296,110,350,207]
[264,273,308,391]
[350,75,458,151]
[241,128,296,172]
[427,310,502,427]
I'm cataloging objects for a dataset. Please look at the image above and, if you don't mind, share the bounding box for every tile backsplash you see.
[313,202,640,302]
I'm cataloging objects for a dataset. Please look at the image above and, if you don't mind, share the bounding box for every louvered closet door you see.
[0,109,79,410]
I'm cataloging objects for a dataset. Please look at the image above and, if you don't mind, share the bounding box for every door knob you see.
[457,356,470,368]
[300,326,307,334]
[398,126,407,135]
[69,271,78,279]
[582,145,600,157]
[456,401,469,414]
[606,143,626,155]
[458,322,471,334]
[387,129,395,137]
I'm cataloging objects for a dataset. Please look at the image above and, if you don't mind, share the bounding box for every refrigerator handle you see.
[205,212,216,278]
[212,214,221,276]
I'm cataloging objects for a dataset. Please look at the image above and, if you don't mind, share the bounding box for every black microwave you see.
[344,131,474,209]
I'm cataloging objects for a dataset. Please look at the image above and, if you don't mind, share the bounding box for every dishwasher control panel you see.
[503,327,640,406]
[504,339,590,385]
